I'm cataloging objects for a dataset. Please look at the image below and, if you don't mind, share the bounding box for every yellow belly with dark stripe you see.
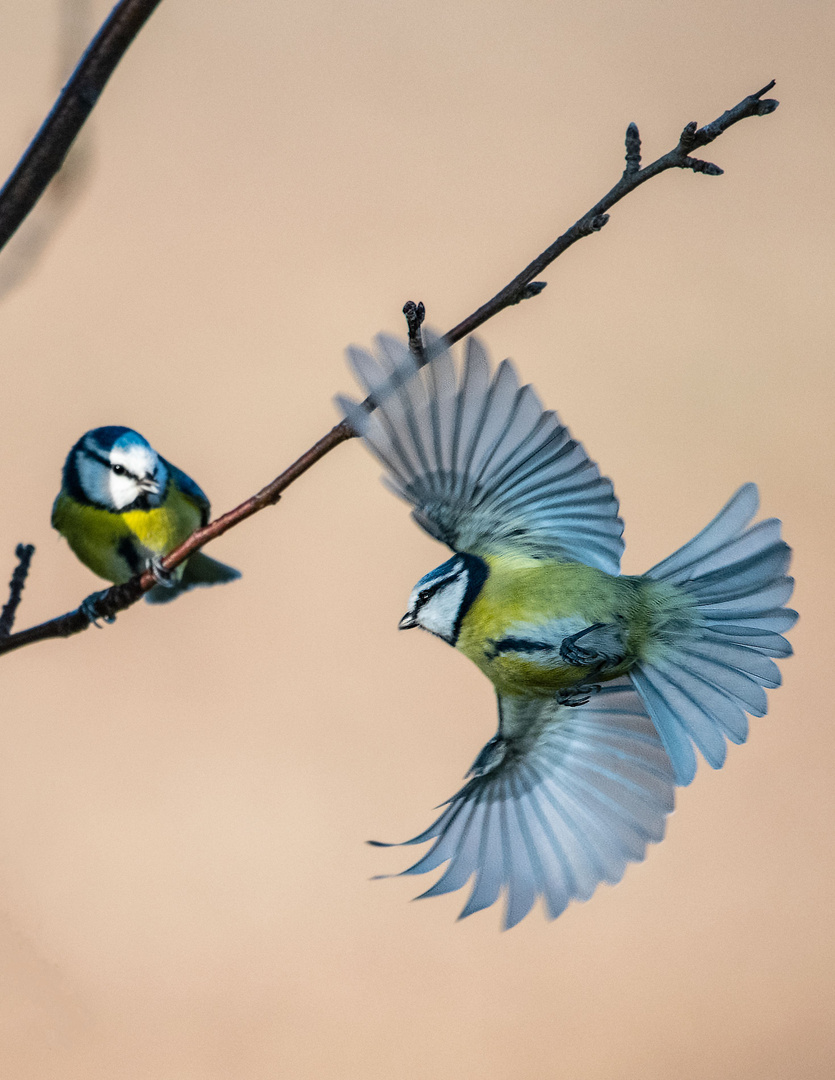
[455,555,653,697]
[52,486,203,584]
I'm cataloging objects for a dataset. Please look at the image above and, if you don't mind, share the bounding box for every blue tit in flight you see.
[52,426,240,605]
[338,334,796,928]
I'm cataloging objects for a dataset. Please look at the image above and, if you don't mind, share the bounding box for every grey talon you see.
[80,590,116,627]
[147,557,175,588]
[556,684,602,708]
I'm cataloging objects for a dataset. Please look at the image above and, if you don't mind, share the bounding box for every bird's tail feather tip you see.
[182,552,241,585]
[143,553,241,604]
[634,486,796,785]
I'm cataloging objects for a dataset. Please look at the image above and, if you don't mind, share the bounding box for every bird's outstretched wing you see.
[337,334,624,572]
[370,679,675,928]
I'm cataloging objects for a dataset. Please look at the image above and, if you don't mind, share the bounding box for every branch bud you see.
[519,281,548,301]
[683,157,724,176]
[679,121,699,152]
[578,213,610,236]
[624,122,641,174]
[403,300,426,363]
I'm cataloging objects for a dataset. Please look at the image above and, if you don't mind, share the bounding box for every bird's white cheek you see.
[418,576,468,640]
[108,473,141,510]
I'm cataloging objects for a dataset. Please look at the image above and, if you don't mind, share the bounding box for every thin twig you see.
[0,0,163,254]
[0,80,779,657]
[441,80,778,346]
[0,545,35,637]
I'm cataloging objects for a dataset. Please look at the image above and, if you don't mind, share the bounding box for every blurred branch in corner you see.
[0,0,93,301]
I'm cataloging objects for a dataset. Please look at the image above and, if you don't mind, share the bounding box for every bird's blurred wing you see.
[163,459,211,526]
[337,333,623,572]
[370,678,674,928]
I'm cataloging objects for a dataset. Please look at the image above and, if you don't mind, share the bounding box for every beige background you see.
[0,0,831,1077]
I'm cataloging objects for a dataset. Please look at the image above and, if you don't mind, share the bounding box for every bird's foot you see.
[559,622,624,670]
[80,590,117,627]
[147,557,175,588]
[556,683,602,708]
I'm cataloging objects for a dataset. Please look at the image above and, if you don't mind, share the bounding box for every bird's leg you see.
[559,621,625,670]
[557,622,628,706]
[147,557,175,588]
[555,683,602,708]
[79,590,117,626]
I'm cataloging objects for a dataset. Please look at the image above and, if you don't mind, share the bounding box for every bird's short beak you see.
[398,612,418,630]
[139,478,160,496]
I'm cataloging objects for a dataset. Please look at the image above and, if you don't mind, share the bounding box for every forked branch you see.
[442,80,778,345]
[0,80,778,657]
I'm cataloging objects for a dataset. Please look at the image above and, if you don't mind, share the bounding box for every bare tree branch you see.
[0,0,163,255]
[0,545,35,638]
[0,80,779,658]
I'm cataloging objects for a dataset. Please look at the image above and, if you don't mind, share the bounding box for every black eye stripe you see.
[417,582,444,605]
[415,568,467,606]
[83,447,113,469]
[419,572,457,598]
[111,462,139,480]
[82,446,139,481]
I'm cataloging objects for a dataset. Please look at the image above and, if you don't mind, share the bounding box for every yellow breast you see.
[52,485,203,584]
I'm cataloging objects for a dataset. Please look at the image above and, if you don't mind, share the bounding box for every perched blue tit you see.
[338,335,796,928]
[52,426,240,604]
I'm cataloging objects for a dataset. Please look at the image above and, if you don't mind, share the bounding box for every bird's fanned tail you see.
[630,483,797,785]
[145,551,241,604]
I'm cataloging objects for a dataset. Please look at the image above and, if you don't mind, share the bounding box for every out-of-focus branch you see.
[0,80,779,657]
[0,0,95,300]
[0,0,163,255]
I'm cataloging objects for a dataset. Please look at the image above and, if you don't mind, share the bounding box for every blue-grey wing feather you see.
[338,332,624,573]
[370,678,675,928]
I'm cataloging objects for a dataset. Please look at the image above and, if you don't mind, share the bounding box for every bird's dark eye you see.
[111,464,126,476]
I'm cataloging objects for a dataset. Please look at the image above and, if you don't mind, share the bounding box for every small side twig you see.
[0,79,779,658]
[0,545,35,637]
[403,301,426,363]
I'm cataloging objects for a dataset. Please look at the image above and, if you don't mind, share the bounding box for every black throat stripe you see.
[451,552,489,644]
